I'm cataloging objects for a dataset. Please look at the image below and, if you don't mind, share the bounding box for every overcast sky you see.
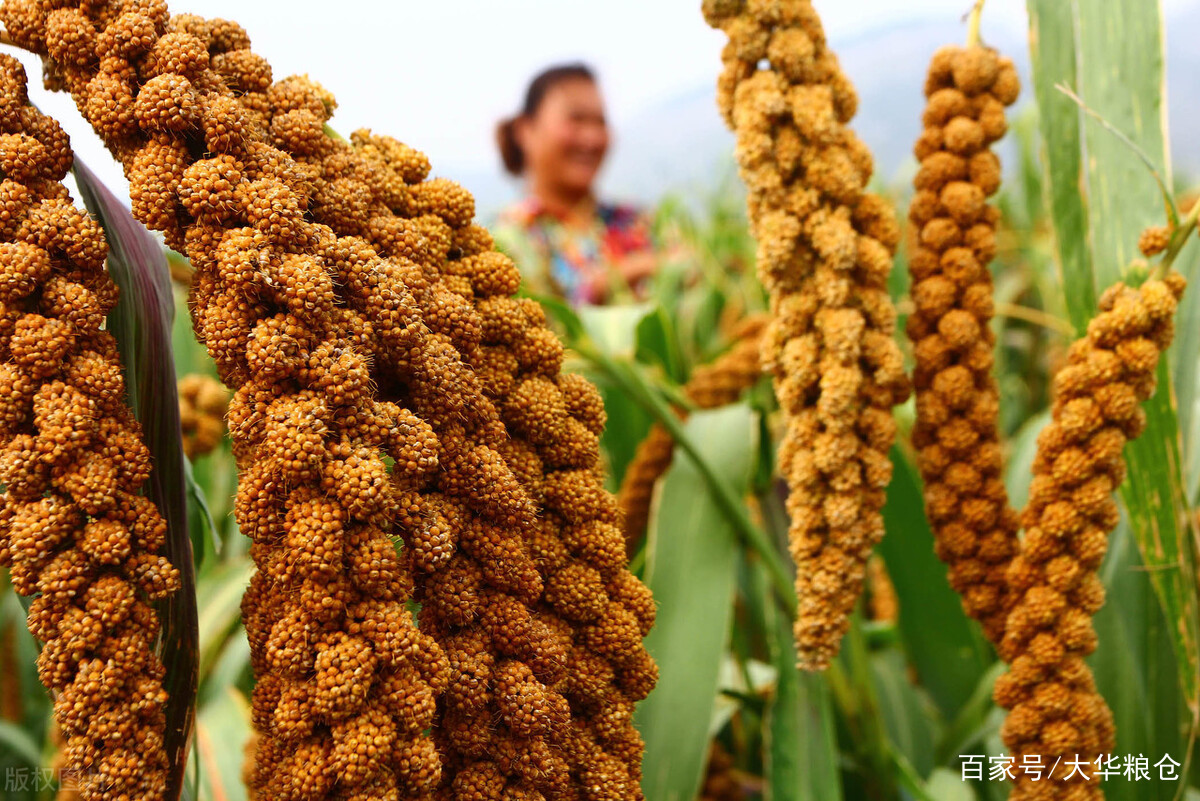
[10,0,1198,204]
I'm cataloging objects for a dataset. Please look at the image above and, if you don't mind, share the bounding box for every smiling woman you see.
[492,63,661,306]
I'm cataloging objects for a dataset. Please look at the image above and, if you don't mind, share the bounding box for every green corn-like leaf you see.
[1091,521,1187,801]
[1078,0,1200,713]
[577,302,659,359]
[74,159,198,801]
[193,687,251,801]
[1075,0,1167,288]
[762,564,841,801]
[935,663,1005,768]
[636,405,757,801]
[877,450,991,719]
[635,305,687,386]
[195,558,254,682]
[767,654,841,801]
[926,768,978,801]
[1027,0,1094,334]
[0,720,41,769]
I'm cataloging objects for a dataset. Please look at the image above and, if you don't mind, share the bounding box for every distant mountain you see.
[471,11,1199,218]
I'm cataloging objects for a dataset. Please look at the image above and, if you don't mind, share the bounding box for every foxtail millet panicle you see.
[1,2,657,796]
[906,43,1021,644]
[0,5,461,797]
[991,272,1186,800]
[201,34,656,797]
[177,372,228,459]
[705,0,911,669]
[0,53,179,801]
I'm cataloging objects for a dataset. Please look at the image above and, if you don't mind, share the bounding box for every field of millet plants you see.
[0,1,1197,800]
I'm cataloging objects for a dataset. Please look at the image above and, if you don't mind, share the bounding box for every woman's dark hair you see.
[497,62,596,176]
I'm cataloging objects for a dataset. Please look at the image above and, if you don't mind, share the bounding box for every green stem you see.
[580,344,798,616]
[322,123,347,142]
[891,750,937,801]
[1160,196,1200,275]
[843,615,899,801]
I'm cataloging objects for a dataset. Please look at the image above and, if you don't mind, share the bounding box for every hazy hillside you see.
[474,10,1200,218]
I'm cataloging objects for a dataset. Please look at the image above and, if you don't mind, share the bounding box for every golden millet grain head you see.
[951,47,1000,96]
[179,153,243,221]
[1138,225,1171,257]
[994,275,1185,774]
[709,0,915,668]
[350,128,431,184]
[134,73,199,133]
[0,0,49,53]
[617,425,675,542]
[194,17,250,53]
[82,71,139,142]
[267,74,336,120]
[0,133,50,186]
[0,240,52,303]
[179,373,229,458]
[0,67,178,788]
[143,31,211,79]
[410,177,475,228]
[702,0,746,27]
[127,136,188,231]
[46,8,98,70]
[905,40,1023,645]
[201,91,255,153]
[270,108,328,156]
[212,49,273,94]
[15,7,655,792]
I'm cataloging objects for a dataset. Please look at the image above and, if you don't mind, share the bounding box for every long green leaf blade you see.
[764,579,841,801]
[1026,0,1094,334]
[1091,522,1187,801]
[0,720,41,768]
[1075,0,1168,286]
[195,558,254,682]
[877,450,991,719]
[636,405,757,801]
[193,687,251,801]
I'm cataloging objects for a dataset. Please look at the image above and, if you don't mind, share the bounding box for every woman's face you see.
[518,77,609,196]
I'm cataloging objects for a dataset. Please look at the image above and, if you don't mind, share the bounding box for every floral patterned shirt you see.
[493,197,655,305]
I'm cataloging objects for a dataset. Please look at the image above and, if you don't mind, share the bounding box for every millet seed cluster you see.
[704,0,911,669]
[177,372,227,459]
[0,0,655,797]
[204,34,654,799]
[0,54,179,800]
[992,272,1186,801]
[190,21,657,797]
[907,44,1021,645]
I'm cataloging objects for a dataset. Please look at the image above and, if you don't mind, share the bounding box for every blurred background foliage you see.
[2,2,1200,801]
